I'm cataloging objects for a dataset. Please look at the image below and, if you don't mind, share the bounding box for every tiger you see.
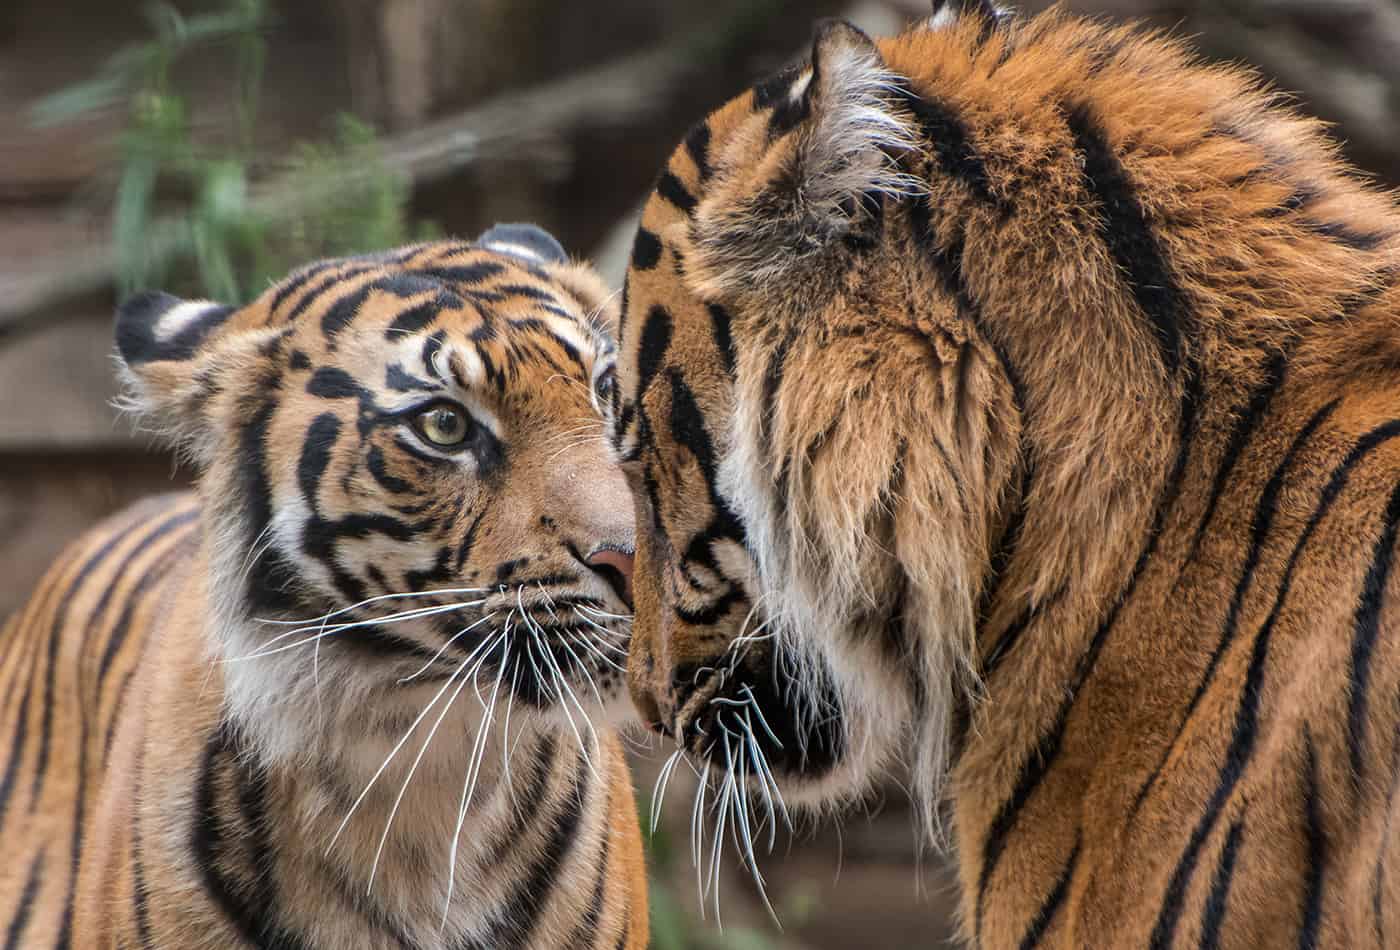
[610,1,1400,946]
[0,225,648,949]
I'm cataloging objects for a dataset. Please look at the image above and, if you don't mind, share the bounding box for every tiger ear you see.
[799,19,921,231]
[476,222,568,266]
[691,20,920,296]
[114,291,256,465]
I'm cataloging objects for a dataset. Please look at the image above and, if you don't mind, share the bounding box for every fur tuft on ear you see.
[113,290,251,465]
[690,20,921,296]
[801,19,924,225]
[476,222,568,266]
[928,0,1011,32]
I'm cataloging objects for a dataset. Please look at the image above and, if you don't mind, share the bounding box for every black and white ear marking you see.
[929,0,1010,31]
[476,222,568,266]
[115,291,235,367]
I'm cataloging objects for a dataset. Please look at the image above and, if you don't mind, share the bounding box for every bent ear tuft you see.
[803,18,922,218]
[114,291,244,464]
[690,20,920,297]
[929,0,1010,32]
[476,222,568,266]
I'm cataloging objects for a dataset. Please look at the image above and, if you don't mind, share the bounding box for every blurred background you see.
[3,0,1400,945]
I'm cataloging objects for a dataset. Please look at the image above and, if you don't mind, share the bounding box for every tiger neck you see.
[166,536,609,941]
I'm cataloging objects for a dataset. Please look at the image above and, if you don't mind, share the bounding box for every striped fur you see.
[614,7,1400,948]
[1,229,647,949]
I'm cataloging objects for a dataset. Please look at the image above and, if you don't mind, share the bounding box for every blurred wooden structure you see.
[5,0,1400,946]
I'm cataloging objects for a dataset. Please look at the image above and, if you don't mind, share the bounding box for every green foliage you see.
[31,0,431,304]
[642,793,803,950]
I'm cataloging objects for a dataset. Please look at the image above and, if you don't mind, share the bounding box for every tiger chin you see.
[1,226,647,949]
[617,1,1400,947]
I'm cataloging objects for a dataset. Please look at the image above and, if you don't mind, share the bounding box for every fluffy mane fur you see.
[617,5,1400,946]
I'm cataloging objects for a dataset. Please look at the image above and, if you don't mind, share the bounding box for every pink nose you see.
[586,547,635,608]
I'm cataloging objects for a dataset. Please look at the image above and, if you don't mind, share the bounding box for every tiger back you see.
[612,3,1400,947]
[1,227,647,949]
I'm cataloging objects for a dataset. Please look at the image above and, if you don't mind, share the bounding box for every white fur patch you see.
[153,299,223,341]
[482,240,545,263]
[803,38,924,221]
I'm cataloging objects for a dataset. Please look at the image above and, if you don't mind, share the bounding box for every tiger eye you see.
[415,404,471,447]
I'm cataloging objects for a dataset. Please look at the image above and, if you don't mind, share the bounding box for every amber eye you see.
[412,402,473,448]
[592,363,617,410]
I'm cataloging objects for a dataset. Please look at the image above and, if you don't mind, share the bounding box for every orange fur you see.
[2,235,647,949]
[614,7,1400,947]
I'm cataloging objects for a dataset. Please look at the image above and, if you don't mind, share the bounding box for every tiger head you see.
[116,227,635,762]
[615,0,1347,829]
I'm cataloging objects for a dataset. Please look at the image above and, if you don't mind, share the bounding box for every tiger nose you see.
[585,547,634,609]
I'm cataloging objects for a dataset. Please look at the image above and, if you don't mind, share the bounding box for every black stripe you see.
[458,752,590,950]
[385,299,441,337]
[191,724,311,949]
[1016,835,1081,950]
[28,508,180,810]
[655,171,697,215]
[1198,815,1246,950]
[895,86,1001,208]
[1148,414,1400,950]
[1131,400,1338,818]
[975,361,1206,939]
[707,304,737,379]
[684,121,712,181]
[1174,350,1289,587]
[367,445,412,494]
[268,260,336,316]
[634,305,673,399]
[1372,704,1400,949]
[562,789,611,950]
[130,747,156,950]
[1347,479,1400,785]
[3,850,43,950]
[1298,729,1326,950]
[96,514,198,683]
[631,228,662,272]
[1066,102,1190,381]
[482,735,558,868]
[285,265,374,321]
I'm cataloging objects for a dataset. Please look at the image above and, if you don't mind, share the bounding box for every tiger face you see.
[117,227,636,763]
[613,9,1029,817]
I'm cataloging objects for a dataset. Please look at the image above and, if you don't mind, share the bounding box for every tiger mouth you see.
[670,655,844,781]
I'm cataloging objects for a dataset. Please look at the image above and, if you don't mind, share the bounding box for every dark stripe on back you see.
[1173,350,1289,588]
[1066,103,1190,382]
[1347,478,1400,785]
[895,86,1001,208]
[975,348,1207,938]
[1298,729,1326,950]
[1147,410,1400,950]
[1131,397,1336,818]
[1198,814,1246,950]
[3,850,43,950]
[1015,835,1080,950]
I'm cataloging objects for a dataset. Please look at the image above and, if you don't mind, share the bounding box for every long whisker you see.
[325,627,502,856]
[399,613,498,684]
[257,585,489,627]
[442,620,511,928]
[368,628,506,892]
[650,748,684,835]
